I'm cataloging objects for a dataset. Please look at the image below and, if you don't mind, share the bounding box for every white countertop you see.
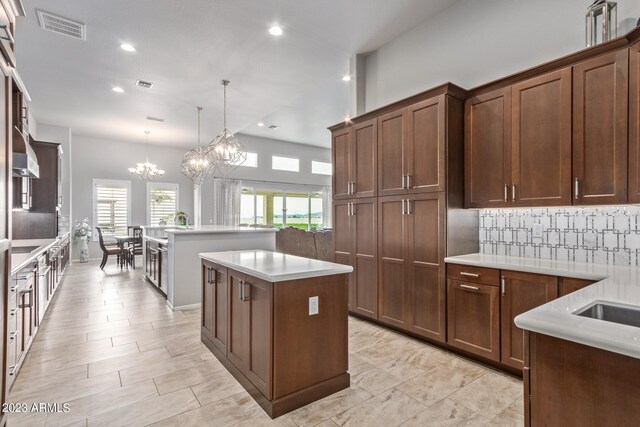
[445,253,640,359]
[200,250,353,283]
[167,225,278,235]
[11,233,70,275]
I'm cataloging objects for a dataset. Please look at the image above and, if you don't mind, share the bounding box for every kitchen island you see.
[142,226,277,310]
[199,250,352,418]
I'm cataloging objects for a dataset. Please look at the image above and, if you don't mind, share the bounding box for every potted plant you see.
[73,218,92,262]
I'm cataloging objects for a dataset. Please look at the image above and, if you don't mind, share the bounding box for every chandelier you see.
[207,80,247,176]
[181,106,216,184]
[128,131,165,180]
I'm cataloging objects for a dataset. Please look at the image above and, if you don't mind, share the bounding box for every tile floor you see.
[7,260,524,427]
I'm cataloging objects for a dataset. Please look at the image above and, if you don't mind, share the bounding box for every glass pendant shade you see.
[129,131,165,181]
[207,80,247,176]
[181,107,216,184]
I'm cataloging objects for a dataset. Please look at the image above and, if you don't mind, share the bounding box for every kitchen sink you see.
[12,245,40,254]
[574,302,640,328]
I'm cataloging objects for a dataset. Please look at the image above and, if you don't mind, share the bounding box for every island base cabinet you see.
[525,332,640,426]
[202,261,228,354]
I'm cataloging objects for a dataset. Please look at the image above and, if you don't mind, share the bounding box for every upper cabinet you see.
[331,118,377,200]
[378,109,406,197]
[0,0,16,68]
[628,41,640,203]
[573,50,628,205]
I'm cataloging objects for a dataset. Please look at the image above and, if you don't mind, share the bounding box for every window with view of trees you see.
[147,183,179,226]
[240,187,326,230]
[93,179,131,240]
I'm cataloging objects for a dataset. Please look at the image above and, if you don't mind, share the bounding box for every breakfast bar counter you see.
[199,250,352,418]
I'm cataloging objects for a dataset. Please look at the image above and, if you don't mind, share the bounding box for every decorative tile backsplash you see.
[479,206,640,266]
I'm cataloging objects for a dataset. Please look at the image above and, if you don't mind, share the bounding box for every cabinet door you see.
[406,193,446,341]
[227,270,249,372]
[512,69,572,206]
[332,128,351,200]
[500,271,557,369]
[333,200,353,309]
[212,266,229,353]
[378,108,407,197]
[244,276,273,400]
[558,277,596,297]
[21,284,34,350]
[573,49,628,205]
[406,96,446,194]
[201,262,215,341]
[352,119,377,198]
[351,198,378,319]
[378,195,407,328]
[447,279,500,361]
[465,87,512,208]
[630,42,640,203]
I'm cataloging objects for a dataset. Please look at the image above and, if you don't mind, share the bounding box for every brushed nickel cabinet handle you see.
[512,184,516,202]
[574,178,579,199]
[406,199,412,215]
[239,280,244,301]
[504,184,508,202]
[460,272,479,278]
[0,25,14,43]
[401,174,406,189]
[406,174,411,189]
[460,284,480,291]
[501,276,506,296]
[351,203,356,216]
[8,365,16,376]
[241,281,251,302]
[401,199,406,215]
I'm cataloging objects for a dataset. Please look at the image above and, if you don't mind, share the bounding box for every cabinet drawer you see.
[447,264,500,286]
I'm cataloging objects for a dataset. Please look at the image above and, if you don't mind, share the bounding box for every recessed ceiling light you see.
[268,25,283,36]
[120,43,136,52]
[257,122,264,127]
[112,86,124,93]
[342,75,351,82]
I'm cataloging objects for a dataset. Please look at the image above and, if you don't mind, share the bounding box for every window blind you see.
[95,182,129,237]
[149,186,178,226]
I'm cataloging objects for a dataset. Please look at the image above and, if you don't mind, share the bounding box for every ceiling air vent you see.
[268,125,279,130]
[146,116,165,122]
[136,80,154,89]
[36,10,86,40]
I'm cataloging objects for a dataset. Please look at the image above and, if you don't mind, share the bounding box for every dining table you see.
[114,235,138,268]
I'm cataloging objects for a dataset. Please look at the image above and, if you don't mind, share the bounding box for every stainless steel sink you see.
[12,245,40,254]
[574,302,640,328]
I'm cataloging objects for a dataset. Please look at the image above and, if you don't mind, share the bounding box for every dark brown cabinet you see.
[378,109,406,197]
[333,198,377,319]
[500,271,557,369]
[202,261,228,353]
[379,193,446,341]
[573,49,629,205]
[331,119,377,200]
[629,41,640,203]
[558,277,596,297]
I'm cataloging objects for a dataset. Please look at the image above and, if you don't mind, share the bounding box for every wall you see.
[200,133,332,224]
[364,0,640,110]
[479,207,640,266]
[71,135,195,258]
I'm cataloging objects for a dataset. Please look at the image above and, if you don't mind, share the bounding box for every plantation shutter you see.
[95,181,129,237]
[149,186,178,226]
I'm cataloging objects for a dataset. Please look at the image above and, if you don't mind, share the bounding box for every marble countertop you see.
[11,233,70,275]
[445,253,640,359]
[200,250,353,283]
[143,236,168,245]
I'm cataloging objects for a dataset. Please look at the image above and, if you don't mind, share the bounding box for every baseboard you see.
[166,301,201,311]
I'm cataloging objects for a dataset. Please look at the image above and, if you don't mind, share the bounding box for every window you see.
[93,179,131,240]
[311,161,332,175]
[272,155,299,172]
[232,152,258,168]
[147,183,179,226]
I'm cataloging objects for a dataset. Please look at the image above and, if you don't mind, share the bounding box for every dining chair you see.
[128,226,143,268]
[96,227,121,269]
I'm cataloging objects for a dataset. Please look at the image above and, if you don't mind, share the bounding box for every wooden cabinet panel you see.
[465,88,512,208]
[511,69,572,206]
[352,119,377,198]
[500,271,557,369]
[378,109,407,197]
[352,199,378,318]
[447,279,500,361]
[447,263,500,287]
[333,200,353,309]
[228,270,249,372]
[378,195,406,327]
[406,193,445,341]
[406,96,446,193]
[558,277,596,297]
[245,276,273,400]
[332,129,351,200]
[573,49,629,205]
[202,262,215,341]
[213,265,228,353]
[630,42,640,203]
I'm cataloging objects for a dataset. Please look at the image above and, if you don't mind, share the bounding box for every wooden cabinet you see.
[333,198,377,319]
[558,277,596,297]
[500,271,557,369]
[202,261,228,353]
[378,109,406,197]
[331,119,377,200]
[573,49,629,205]
[379,193,446,341]
[629,41,640,203]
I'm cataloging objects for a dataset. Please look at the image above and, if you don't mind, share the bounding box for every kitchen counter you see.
[166,225,278,235]
[200,250,353,282]
[445,253,640,359]
[11,233,70,275]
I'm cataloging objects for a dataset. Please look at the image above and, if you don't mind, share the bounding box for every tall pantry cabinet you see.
[331,84,478,342]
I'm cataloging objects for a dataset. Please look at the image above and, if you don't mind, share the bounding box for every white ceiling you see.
[17,0,458,148]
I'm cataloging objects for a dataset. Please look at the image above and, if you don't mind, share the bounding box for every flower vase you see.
[80,237,89,263]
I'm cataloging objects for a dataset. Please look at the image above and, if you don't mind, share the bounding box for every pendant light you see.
[207,80,247,176]
[128,131,165,180]
[181,106,216,184]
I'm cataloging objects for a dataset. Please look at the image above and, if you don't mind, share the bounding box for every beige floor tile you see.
[190,373,245,406]
[87,388,199,427]
[400,398,489,426]
[448,372,523,419]
[355,336,425,365]
[153,359,229,395]
[11,372,120,404]
[331,389,426,426]
[136,330,200,353]
[29,331,88,352]
[489,408,525,427]
[5,409,48,427]
[88,347,172,377]
[288,386,372,426]
[352,359,425,395]
[61,319,132,337]
[27,338,114,364]
[11,365,88,396]
[149,394,248,427]
[45,380,158,427]
[119,352,214,386]
[54,342,139,369]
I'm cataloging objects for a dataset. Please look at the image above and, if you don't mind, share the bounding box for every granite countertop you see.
[200,250,353,282]
[445,253,640,359]
[11,233,70,275]
[169,226,278,235]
